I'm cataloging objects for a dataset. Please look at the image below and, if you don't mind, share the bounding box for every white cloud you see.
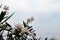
[0,0,60,14]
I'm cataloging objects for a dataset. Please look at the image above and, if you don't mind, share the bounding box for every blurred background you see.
[0,0,60,40]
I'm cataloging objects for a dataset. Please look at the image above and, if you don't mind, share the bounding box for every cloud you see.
[0,0,60,14]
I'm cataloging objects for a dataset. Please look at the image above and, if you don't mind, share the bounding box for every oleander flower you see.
[11,17,35,39]
[3,5,9,11]
[27,17,34,24]
[21,27,29,33]
[11,24,23,34]
[50,36,57,40]
[15,24,23,30]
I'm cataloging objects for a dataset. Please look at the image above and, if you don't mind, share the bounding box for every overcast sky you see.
[0,0,60,40]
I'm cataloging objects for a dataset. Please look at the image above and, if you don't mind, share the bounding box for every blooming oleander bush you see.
[0,4,57,40]
[0,5,37,40]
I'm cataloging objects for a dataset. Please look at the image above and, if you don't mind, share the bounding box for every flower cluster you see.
[0,5,36,40]
[8,17,36,40]
[27,16,34,24]
[3,5,9,11]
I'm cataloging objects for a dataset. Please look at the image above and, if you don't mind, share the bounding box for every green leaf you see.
[0,13,14,25]
[23,21,29,27]
[0,11,6,22]
[0,4,2,8]
[6,22,11,27]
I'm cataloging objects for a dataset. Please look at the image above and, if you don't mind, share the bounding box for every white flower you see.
[27,17,34,24]
[11,24,23,34]
[15,24,23,30]
[50,36,57,40]
[3,5,9,11]
[21,27,29,33]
